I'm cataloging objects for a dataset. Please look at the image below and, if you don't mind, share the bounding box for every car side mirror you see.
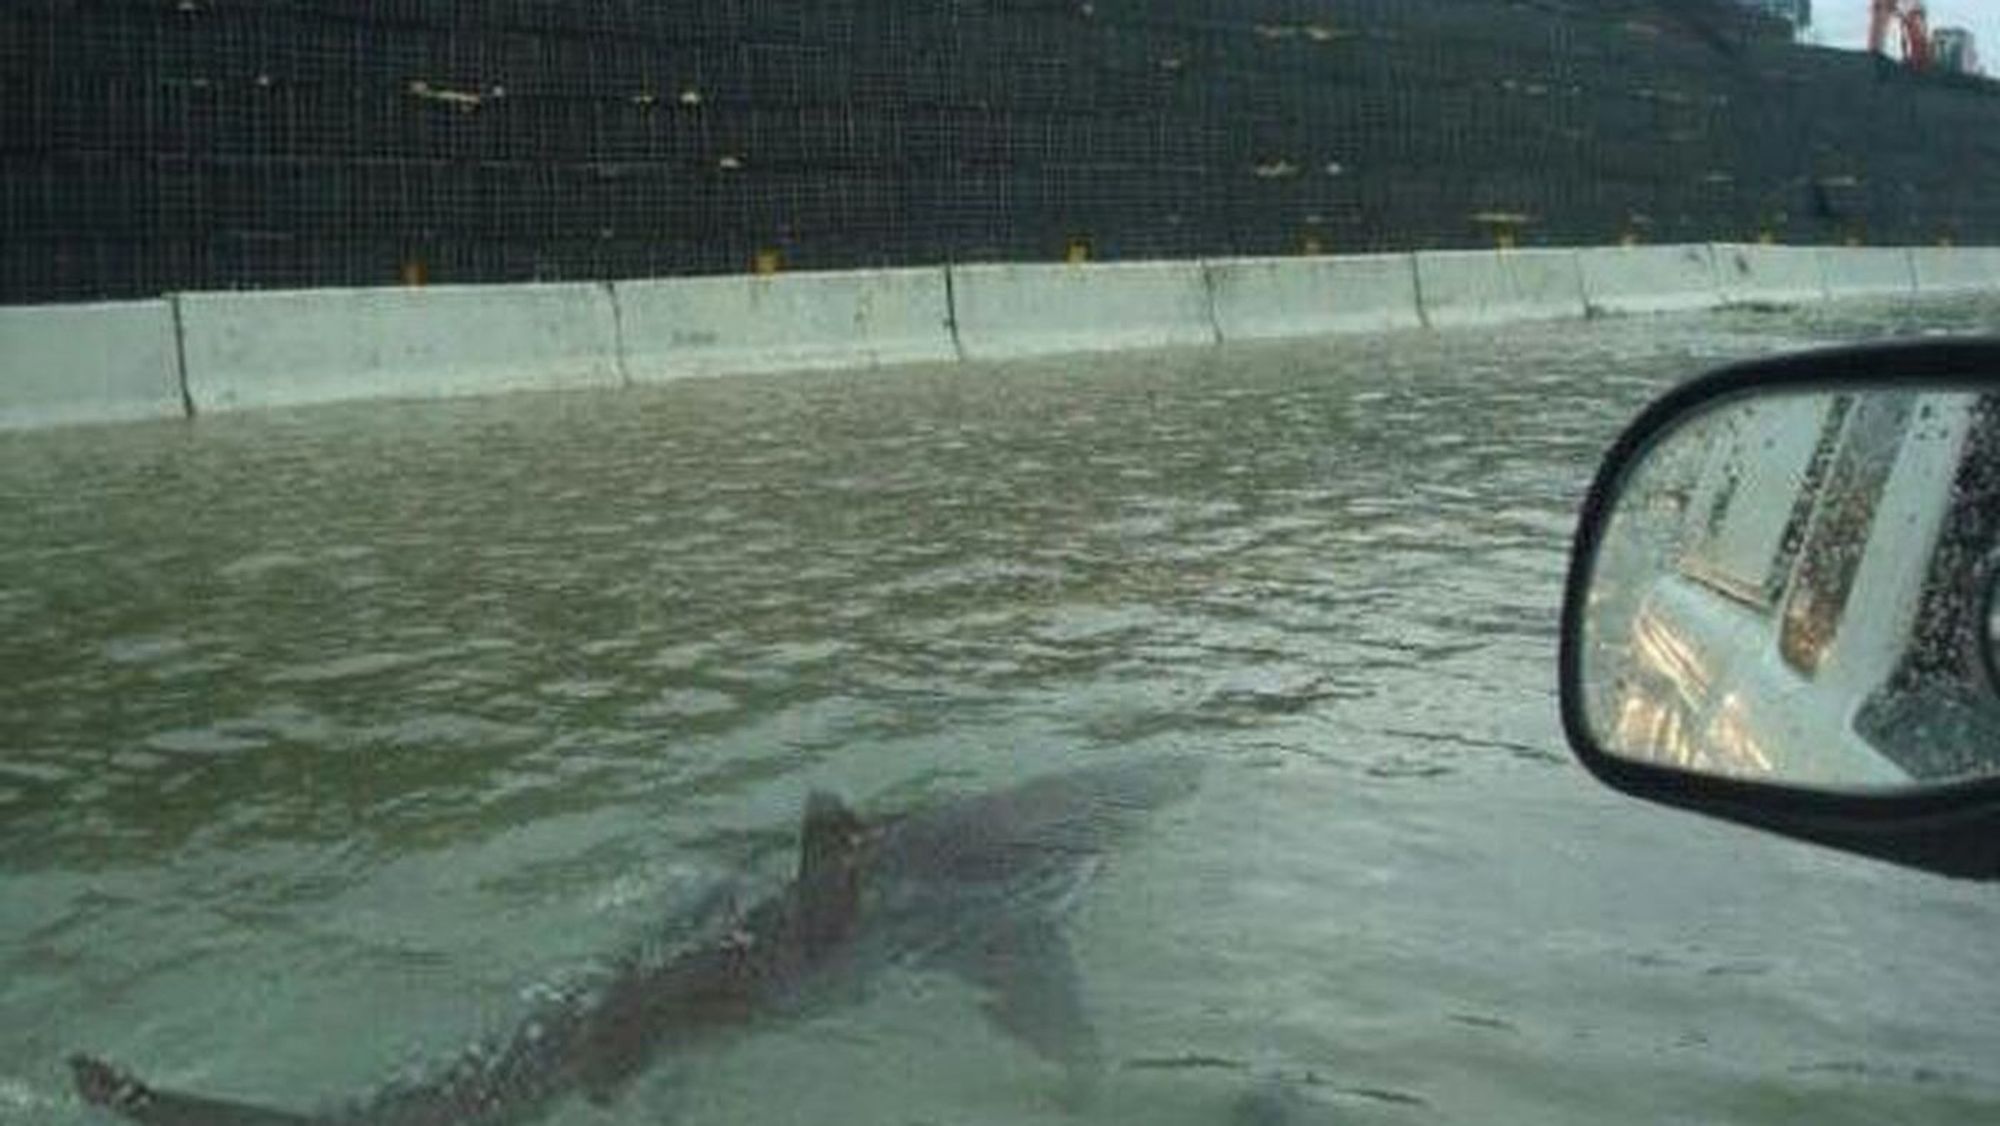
[1560,340,2000,880]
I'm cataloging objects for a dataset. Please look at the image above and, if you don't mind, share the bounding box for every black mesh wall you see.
[4,0,1999,302]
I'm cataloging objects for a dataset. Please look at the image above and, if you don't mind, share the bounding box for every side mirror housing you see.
[1560,340,2000,879]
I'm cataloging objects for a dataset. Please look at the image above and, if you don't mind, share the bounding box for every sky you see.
[1809,1,2000,60]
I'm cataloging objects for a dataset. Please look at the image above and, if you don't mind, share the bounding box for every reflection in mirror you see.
[1985,558,2000,699]
[1582,386,2000,792]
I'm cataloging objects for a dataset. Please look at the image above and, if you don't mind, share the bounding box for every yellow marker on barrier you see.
[754,249,783,275]
[1065,238,1091,265]
[400,259,429,287]
[1470,212,1527,250]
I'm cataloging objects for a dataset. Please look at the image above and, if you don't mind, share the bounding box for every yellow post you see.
[1470,212,1527,249]
[400,259,429,287]
[753,248,783,276]
[1064,237,1091,265]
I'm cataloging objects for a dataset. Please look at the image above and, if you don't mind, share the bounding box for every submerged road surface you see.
[4,299,1999,1125]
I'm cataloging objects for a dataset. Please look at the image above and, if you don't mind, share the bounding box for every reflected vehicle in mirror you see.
[1587,387,2000,786]
[1562,341,2000,879]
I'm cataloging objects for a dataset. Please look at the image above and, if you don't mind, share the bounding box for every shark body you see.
[71,756,1202,1125]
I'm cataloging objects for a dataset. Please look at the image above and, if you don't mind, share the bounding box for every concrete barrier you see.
[949,261,1218,360]
[1711,243,1828,306]
[1965,246,2000,292]
[1578,244,1721,315]
[178,283,621,413]
[1819,247,1917,299]
[1414,249,1586,328]
[616,268,956,382]
[0,300,186,430]
[1910,246,2000,295]
[11,244,1999,432]
[1967,247,2000,292]
[1205,255,1422,341]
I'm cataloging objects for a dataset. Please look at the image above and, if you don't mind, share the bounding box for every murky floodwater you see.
[4,300,1999,1125]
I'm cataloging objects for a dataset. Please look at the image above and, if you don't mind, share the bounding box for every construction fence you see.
[4,0,2000,302]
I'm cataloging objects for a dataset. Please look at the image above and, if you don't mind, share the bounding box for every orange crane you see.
[1868,0,1935,69]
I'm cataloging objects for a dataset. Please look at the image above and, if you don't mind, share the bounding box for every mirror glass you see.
[1985,562,2000,700]
[1578,385,2000,791]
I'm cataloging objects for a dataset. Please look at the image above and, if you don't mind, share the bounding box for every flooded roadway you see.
[4,299,1999,1125]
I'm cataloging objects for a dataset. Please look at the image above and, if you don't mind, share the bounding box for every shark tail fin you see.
[69,1054,320,1126]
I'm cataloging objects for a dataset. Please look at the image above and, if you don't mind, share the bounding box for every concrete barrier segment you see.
[0,300,187,430]
[615,268,956,382]
[1818,247,1917,298]
[948,261,1219,360]
[1710,243,1829,306]
[177,283,622,413]
[1910,246,2000,295]
[1205,255,1422,342]
[1578,244,1722,315]
[1414,249,1587,328]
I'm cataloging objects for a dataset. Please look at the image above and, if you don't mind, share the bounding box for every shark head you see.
[794,791,868,954]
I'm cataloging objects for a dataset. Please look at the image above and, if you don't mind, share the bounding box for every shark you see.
[69,755,1203,1125]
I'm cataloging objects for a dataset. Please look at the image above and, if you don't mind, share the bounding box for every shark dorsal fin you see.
[799,791,863,880]
[795,791,865,952]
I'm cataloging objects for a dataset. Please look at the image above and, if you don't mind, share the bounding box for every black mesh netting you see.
[4,0,1999,302]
